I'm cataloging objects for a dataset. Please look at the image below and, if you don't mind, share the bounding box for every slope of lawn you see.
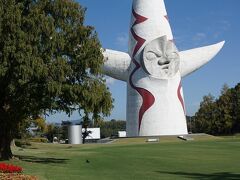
[4,136,240,180]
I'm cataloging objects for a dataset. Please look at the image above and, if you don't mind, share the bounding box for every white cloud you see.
[192,33,207,42]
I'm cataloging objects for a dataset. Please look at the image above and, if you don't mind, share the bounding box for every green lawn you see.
[4,135,240,180]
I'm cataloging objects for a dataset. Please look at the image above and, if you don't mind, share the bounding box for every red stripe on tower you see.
[132,8,148,26]
[177,81,185,113]
[131,29,146,57]
[129,9,155,133]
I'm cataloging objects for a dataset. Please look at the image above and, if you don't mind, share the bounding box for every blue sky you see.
[47,0,240,122]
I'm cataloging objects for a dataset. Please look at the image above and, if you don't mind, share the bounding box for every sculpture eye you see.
[146,52,158,61]
[167,52,178,59]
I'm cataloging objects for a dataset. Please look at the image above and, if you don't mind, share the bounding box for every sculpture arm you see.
[102,49,131,82]
[179,41,225,77]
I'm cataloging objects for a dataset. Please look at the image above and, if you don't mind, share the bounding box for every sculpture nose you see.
[158,58,170,66]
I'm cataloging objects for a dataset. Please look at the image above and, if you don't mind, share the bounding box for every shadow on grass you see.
[17,155,69,164]
[156,171,240,180]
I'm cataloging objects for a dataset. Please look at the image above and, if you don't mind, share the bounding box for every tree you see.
[221,83,229,95]
[194,94,217,134]
[194,83,240,135]
[100,120,126,138]
[82,114,91,144]
[231,83,240,133]
[215,84,233,134]
[45,123,55,142]
[186,116,194,133]
[16,117,33,139]
[0,0,113,159]
[34,116,47,134]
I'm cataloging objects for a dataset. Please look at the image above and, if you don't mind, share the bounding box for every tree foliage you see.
[99,119,126,138]
[193,83,240,135]
[34,116,47,133]
[45,123,63,143]
[0,0,113,159]
[194,94,217,134]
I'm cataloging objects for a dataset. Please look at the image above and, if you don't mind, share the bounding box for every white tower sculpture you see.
[103,0,225,137]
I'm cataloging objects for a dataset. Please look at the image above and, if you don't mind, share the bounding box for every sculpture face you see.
[143,36,180,79]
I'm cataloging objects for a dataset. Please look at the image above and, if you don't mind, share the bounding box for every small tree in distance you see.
[0,0,113,160]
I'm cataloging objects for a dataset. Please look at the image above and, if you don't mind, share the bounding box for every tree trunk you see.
[0,132,13,160]
[82,127,87,144]
[0,110,14,160]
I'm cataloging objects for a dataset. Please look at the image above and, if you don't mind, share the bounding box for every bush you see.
[14,139,31,148]
[28,137,48,143]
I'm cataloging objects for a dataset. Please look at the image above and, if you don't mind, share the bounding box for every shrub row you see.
[15,139,31,148]
[28,137,48,143]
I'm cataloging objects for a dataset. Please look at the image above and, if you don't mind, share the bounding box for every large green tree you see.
[194,83,240,135]
[0,0,113,160]
[194,94,217,134]
[214,85,233,134]
[231,84,240,133]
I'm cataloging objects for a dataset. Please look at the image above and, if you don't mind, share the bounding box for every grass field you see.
[3,135,240,180]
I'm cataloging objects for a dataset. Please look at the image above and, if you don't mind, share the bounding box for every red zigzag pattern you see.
[129,9,155,133]
[177,81,186,114]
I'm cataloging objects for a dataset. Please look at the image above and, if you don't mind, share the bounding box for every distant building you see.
[84,128,100,140]
[118,131,127,138]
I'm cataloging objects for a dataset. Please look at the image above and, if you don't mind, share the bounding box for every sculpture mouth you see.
[162,64,169,70]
